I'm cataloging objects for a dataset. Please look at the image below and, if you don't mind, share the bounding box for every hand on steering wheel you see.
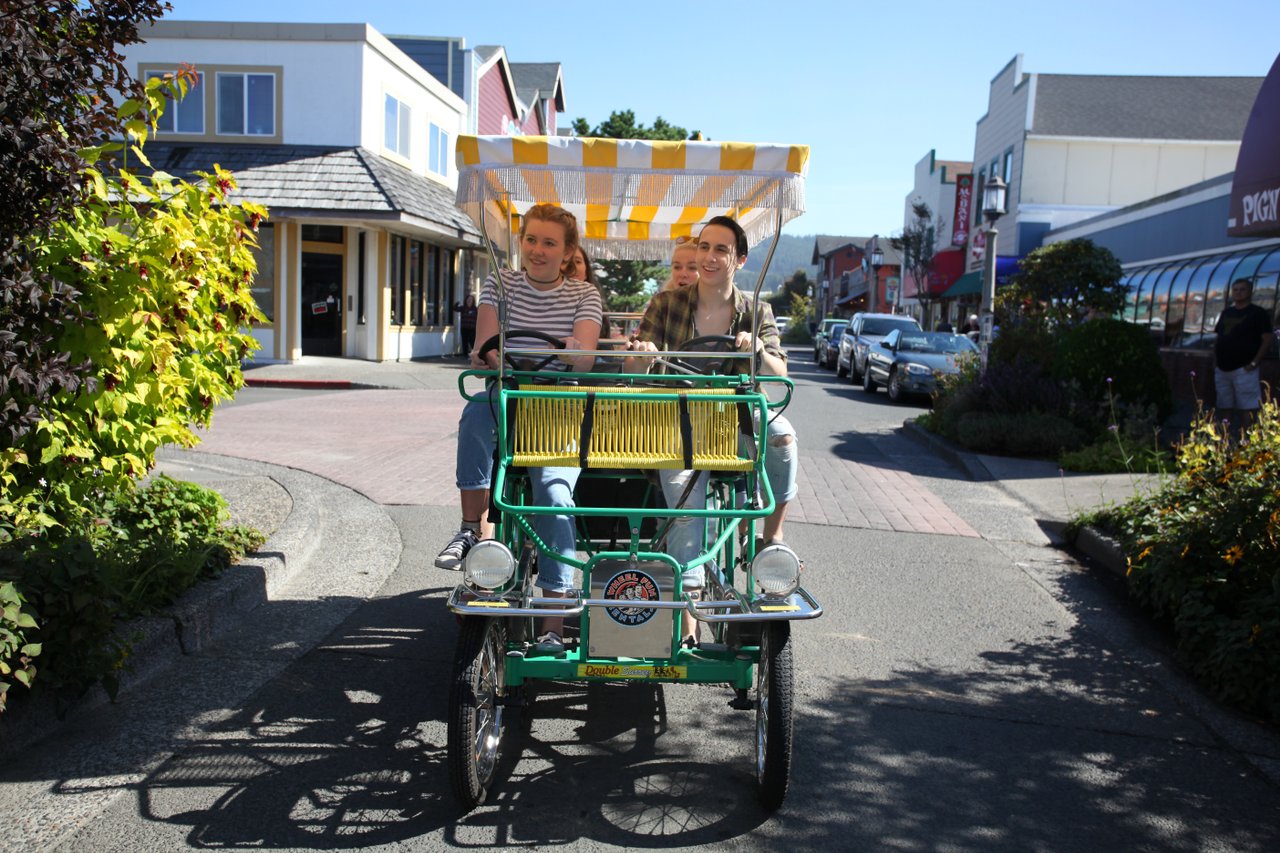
[476,330,566,372]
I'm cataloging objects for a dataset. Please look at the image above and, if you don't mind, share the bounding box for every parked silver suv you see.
[836,312,923,381]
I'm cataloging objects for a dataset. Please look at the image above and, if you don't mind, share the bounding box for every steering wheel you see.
[671,334,742,375]
[476,330,566,372]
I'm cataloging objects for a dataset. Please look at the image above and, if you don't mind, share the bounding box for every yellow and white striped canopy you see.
[455,135,809,261]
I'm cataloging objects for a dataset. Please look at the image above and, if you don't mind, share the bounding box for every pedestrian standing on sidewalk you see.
[1213,277,1273,434]
[453,293,478,358]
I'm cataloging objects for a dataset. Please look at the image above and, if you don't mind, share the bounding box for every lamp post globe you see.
[869,236,884,313]
[978,175,1007,368]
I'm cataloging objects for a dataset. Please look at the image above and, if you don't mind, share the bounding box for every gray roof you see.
[510,62,564,110]
[1031,75,1263,140]
[141,143,479,239]
[812,234,868,262]
[474,45,502,62]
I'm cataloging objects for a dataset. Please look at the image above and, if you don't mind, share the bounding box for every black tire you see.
[835,355,848,378]
[887,367,905,403]
[849,355,863,385]
[862,363,878,393]
[755,621,794,810]
[448,618,508,809]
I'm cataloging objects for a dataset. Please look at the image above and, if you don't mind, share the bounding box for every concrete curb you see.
[1073,526,1128,578]
[0,455,322,760]
[244,378,363,390]
[901,419,996,482]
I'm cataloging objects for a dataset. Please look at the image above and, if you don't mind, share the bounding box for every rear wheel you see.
[849,355,863,384]
[755,621,794,810]
[835,354,848,378]
[448,618,508,809]
[862,363,878,393]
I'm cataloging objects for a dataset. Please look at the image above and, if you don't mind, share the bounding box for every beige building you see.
[967,55,1262,272]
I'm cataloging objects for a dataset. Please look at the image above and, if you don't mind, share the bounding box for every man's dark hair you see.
[702,215,748,258]
[1231,277,1254,294]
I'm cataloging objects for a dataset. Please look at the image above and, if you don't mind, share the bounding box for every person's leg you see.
[437,390,498,568]
[760,415,798,545]
[1214,366,1239,439]
[530,466,582,649]
[658,468,708,642]
[1236,368,1262,432]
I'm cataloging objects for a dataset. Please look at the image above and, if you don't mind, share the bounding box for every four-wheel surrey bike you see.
[445,134,822,811]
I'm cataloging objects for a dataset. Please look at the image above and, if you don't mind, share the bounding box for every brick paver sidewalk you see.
[197,389,978,537]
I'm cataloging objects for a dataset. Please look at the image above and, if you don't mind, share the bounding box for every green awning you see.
[941,271,981,298]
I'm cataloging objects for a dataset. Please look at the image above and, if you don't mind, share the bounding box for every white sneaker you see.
[533,632,565,655]
[434,528,479,570]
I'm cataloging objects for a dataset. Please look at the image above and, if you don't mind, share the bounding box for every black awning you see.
[1229,53,1280,238]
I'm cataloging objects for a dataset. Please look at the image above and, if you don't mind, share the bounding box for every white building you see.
[124,21,488,362]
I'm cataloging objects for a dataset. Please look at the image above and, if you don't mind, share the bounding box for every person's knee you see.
[768,434,794,448]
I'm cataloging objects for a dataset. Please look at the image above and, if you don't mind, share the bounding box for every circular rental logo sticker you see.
[603,569,661,626]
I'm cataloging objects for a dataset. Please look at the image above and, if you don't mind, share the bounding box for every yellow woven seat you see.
[511,385,753,471]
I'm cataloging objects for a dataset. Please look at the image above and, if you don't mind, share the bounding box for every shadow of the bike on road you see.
[101,588,773,849]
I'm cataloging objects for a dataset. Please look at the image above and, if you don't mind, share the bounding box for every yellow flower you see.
[1222,545,1244,565]
[1181,544,1190,558]
[1137,546,1153,561]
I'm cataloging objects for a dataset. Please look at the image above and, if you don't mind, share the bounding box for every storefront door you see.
[300,252,343,356]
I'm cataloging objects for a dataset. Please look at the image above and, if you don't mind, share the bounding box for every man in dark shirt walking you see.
[1213,278,1273,433]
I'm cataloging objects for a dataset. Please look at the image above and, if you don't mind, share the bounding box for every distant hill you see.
[741,233,818,293]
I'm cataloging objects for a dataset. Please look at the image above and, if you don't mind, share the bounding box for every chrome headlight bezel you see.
[752,544,801,598]
[463,540,516,591]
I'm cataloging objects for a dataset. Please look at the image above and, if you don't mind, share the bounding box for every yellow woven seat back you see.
[511,385,751,471]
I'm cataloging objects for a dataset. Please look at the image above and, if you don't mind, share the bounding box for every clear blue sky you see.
[164,0,1279,240]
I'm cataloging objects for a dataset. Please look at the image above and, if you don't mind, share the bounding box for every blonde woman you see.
[660,237,699,293]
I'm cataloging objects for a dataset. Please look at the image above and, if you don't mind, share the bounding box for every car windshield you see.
[863,317,920,336]
[831,324,847,338]
[898,332,978,354]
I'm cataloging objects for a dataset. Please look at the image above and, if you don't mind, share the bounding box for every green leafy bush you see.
[0,582,40,711]
[1083,401,1280,721]
[1054,319,1172,422]
[1059,431,1171,474]
[0,476,265,709]
[953,411,1086,456]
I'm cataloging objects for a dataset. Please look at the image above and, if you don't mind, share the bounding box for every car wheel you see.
[887,368,906,403]
[849,356,862,384]
[862,363,877,393]
[836,354,848,378]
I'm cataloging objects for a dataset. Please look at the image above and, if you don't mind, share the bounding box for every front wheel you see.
[755,621,794,810]
[448,618,508,809]
[887,368,906,403]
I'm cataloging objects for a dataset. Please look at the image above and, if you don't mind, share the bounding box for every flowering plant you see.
[1081,399,1280,721]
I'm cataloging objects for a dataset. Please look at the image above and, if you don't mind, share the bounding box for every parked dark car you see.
[862,330,978,403]
[837,312,922,382]
[819,322,848,369]
[812,318,844,363]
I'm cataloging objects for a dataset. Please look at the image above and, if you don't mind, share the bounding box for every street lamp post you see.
[978,175,1007,369]
[869,236,884,314]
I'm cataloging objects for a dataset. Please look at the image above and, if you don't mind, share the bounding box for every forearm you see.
[757,349,787,377]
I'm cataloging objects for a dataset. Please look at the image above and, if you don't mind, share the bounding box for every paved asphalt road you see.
[2,356,1278,851]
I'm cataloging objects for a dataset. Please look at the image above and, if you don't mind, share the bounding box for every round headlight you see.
[752,544,800,597]
[463,540,516,590]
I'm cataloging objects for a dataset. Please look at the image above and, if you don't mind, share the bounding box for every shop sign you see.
[952,174,973,246]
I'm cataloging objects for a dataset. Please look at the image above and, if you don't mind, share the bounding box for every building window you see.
[385,95,411,157]
[249,223,275,323]
[1002,149,1013,183]
[390,235,405,325]
[409,239,425,325]
[147,70,205,134]
[216,72,275,136]
[429,123,449,176]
